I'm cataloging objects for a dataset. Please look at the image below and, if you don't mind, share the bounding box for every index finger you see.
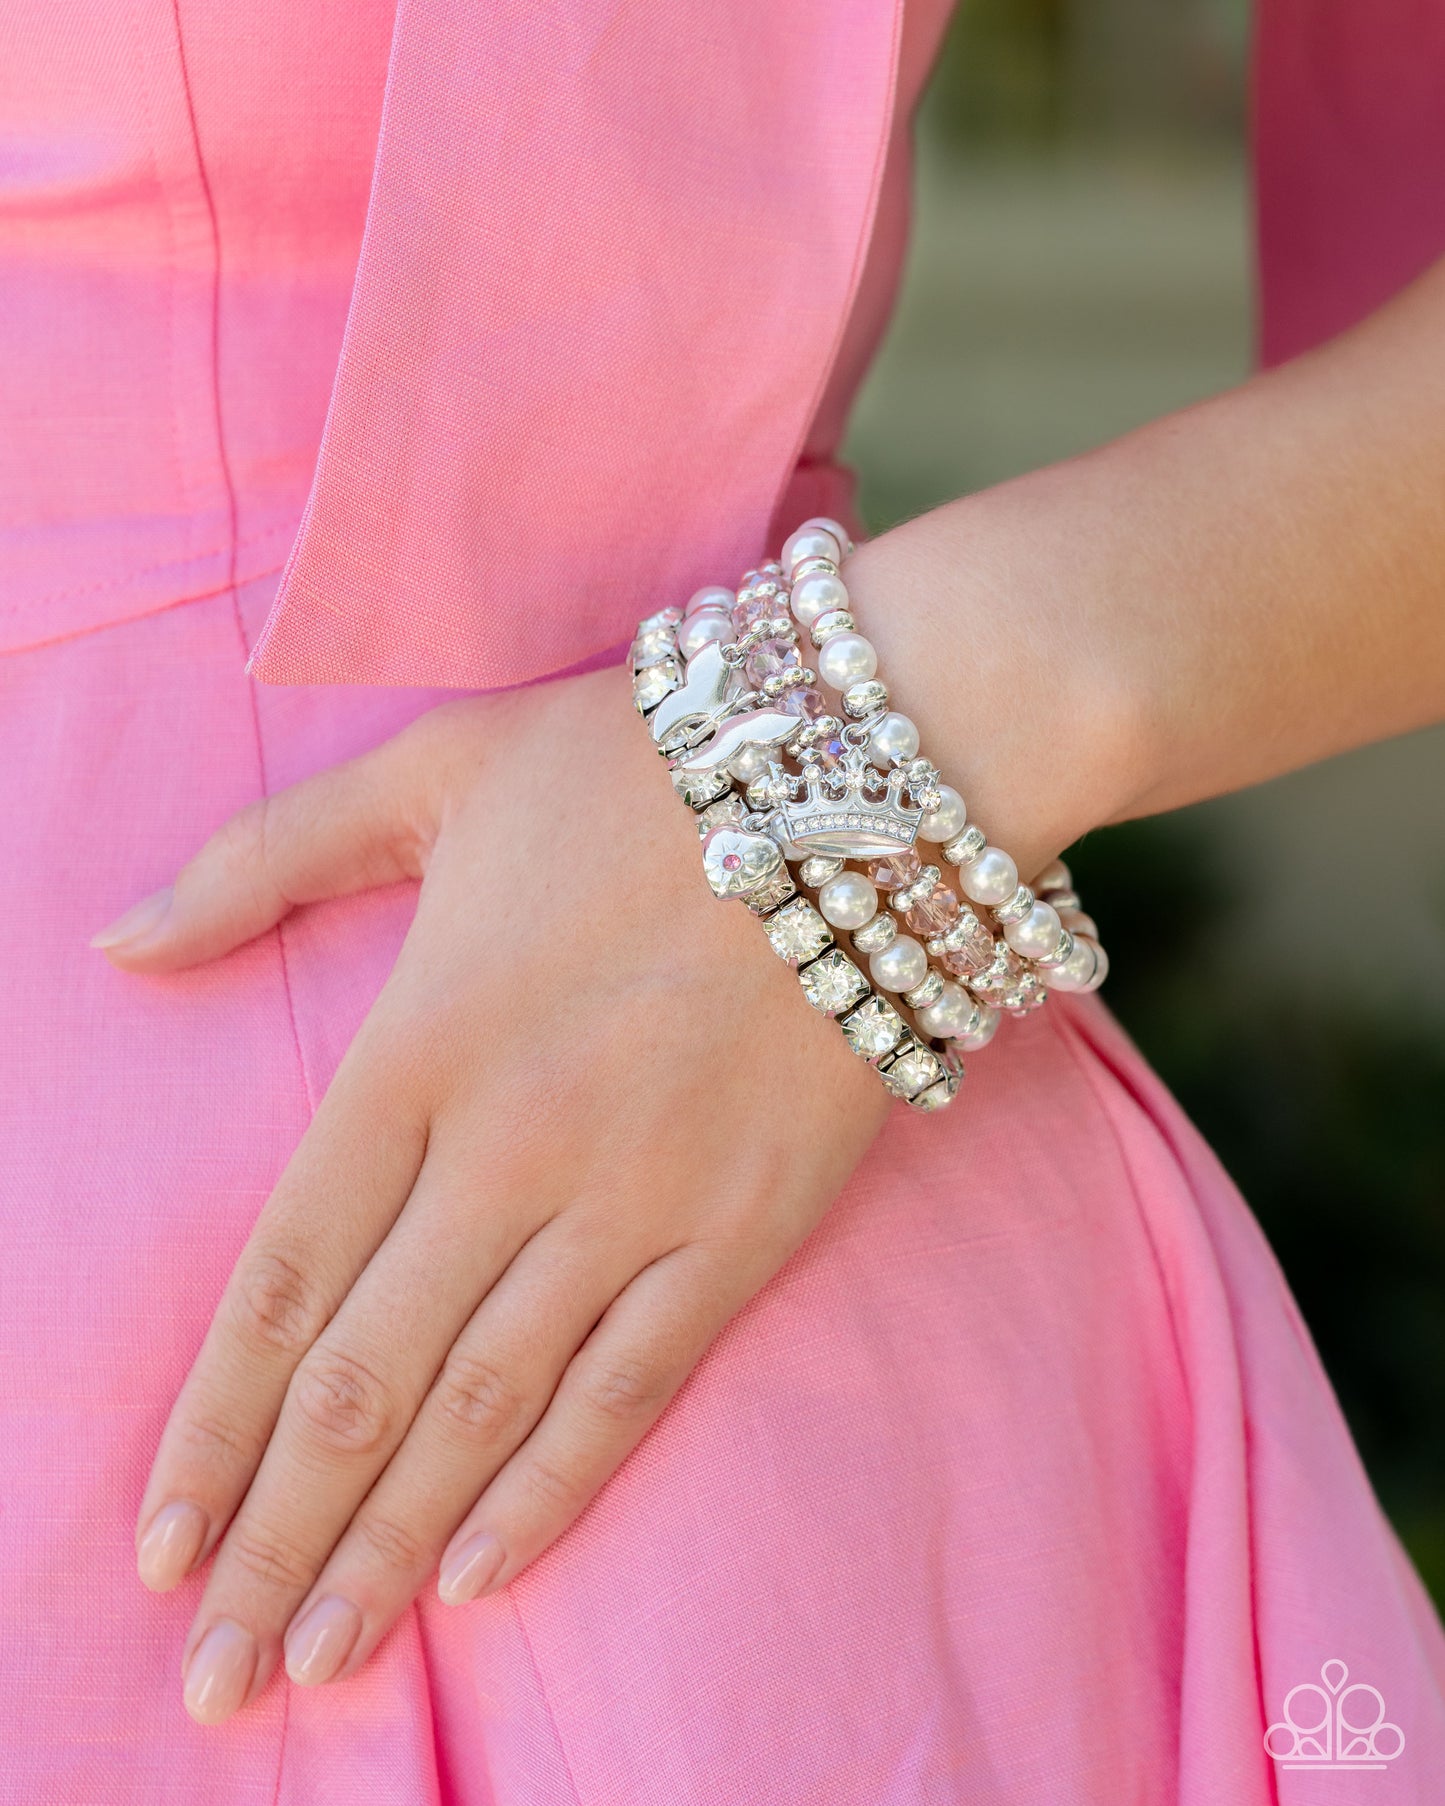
[134,1029,428,1592]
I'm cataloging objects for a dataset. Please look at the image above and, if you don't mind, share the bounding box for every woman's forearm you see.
[851,254,1445,876]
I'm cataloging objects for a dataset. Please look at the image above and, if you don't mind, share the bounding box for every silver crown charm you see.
[770,743,937,858]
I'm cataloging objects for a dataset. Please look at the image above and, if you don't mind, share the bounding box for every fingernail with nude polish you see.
[437,1532,505,1606]
[90,887,173,952]
[183,1619,257,1725]
[137,1499,208,1592]
[285,1595,362,1686]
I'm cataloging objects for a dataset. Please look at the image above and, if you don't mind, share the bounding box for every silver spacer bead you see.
[891,867,942,915]
[790,555,839,583]
[851,910,898,954]
[942,825,987,866]
[760,664,816,699]
[809,609,855,647]
[798,854,845,888]
[1031,927,1076,971]
[841,679,889,720]
[993,885,1036,927]
[786,715,843,757]
[903,968,945,1010]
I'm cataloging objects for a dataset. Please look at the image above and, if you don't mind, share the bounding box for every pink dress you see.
[2,1,1443,1799]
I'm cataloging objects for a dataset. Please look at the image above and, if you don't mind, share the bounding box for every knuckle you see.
[173,1406,254,1470]
[225,1521,315,1595]
[228,1250,324,1359]
[577,1354,672,1424]
[290,1348,398,1457]
[518,1454,583,1521]
[350,1511,429,1577]
[433,1351,530,1445]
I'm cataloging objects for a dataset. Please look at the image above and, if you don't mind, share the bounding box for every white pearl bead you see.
[958,845,1018,907]
[918,784,966,843]
[1003,899,1063,961]
[866,711,919,767]
[956,1004,1001,1052]
[802,516,854,556]
[869,935,928,993]
[817,871,878,930]
[729,742,773,783]
[917,980,974,1039]
[1033,858,1072,894]
[685,584,736,618]
[676,608,732,661]
[817,631,877,690]
[1046,936,1100,993]
[1058,909,1098,941]
[782,525,842,571]
[790,571,849,627]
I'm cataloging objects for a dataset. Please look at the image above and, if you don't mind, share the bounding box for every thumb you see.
[91,738,438,972]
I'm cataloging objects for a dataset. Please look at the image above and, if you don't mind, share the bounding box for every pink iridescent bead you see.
[867,849,923,892]
[745,639,801,686]
[905,883,961,937]
[779,685,827,720]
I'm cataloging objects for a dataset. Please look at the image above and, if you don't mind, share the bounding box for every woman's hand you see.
[99,665,889,1725]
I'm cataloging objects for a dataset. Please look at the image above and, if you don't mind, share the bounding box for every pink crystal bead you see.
[905,883,961,937]
[779,684,827,720]
[868,850,923,892]
[942,949,980,979]
[745,639,802,686]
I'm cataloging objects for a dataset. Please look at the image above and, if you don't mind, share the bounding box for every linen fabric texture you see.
[2,0,1445,1801]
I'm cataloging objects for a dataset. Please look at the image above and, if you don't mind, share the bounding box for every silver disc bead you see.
[798,854,845,888]
[942,825,987,866]
[903,968,945,1010]
[841,679,889,719]
[809,610,855,647]
[850,911,898,954]
[1032,927,1076,970]
[992,885,1036,927]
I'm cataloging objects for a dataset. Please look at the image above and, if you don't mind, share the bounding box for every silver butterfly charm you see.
[649,640,744,753]
[675,708,799,774]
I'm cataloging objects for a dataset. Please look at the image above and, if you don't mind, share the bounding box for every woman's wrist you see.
[846,486,1154,881]
[853,255,1445,864]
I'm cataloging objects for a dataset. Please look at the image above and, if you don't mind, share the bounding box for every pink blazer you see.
[4,1,1444,688]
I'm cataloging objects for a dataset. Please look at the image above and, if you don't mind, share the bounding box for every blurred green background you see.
[846,0,1445,1602]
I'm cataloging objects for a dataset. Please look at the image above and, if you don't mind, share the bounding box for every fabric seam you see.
[168,5,313,1796]
[508,1591,586,1806]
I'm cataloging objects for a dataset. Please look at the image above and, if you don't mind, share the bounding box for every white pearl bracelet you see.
[775,519,1110,1013]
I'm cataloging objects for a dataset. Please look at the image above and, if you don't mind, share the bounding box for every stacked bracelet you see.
[774,519,1110,1008]
[628,519,1108,1112]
